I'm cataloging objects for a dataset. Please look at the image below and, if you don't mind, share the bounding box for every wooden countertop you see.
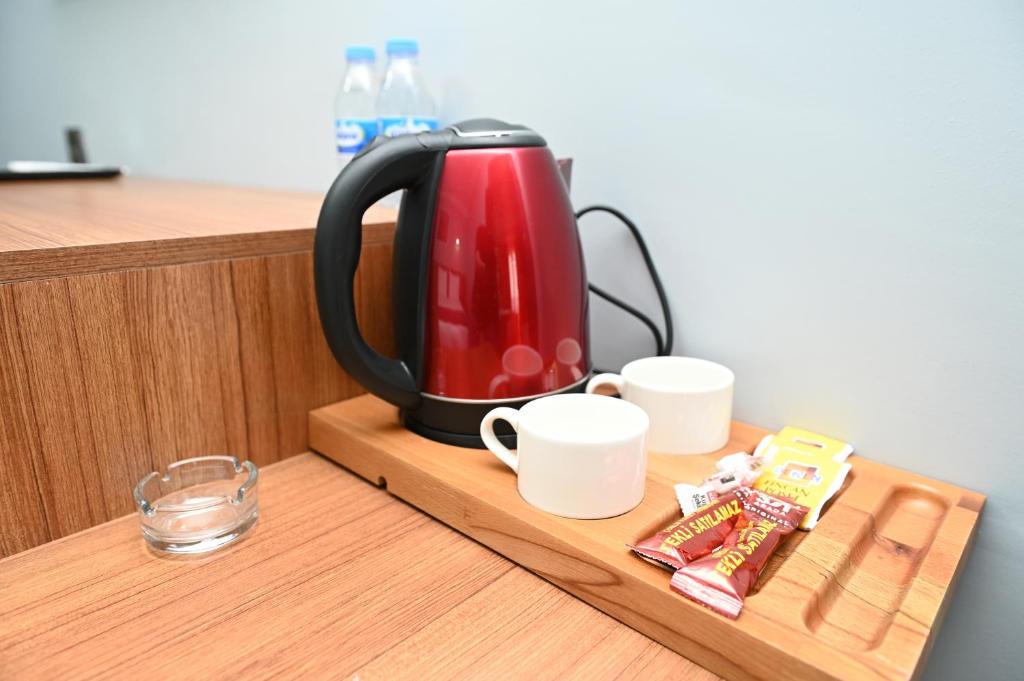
[0,453,714,680]
[0,177,396,283]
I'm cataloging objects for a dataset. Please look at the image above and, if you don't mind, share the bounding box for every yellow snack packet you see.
[753,446,851,530]
[754,426,853,463]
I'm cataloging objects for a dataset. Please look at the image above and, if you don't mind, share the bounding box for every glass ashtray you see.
[133,456,259,554]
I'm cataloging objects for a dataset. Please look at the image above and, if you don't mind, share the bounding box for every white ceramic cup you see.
[479,393,649,519]
[585,357,734,455]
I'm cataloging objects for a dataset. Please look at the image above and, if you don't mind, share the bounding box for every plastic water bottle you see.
[377,39,438,138]
[334,45,379,169]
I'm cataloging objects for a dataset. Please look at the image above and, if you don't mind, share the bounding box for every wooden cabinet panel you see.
[0,242,394,557]
[0,288,51,555]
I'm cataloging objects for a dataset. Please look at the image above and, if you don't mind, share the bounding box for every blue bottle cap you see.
[386,38,419,57]
[346,45,376,62]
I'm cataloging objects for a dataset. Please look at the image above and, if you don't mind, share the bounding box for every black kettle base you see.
[400,378,588,449]
[401,415,515,449]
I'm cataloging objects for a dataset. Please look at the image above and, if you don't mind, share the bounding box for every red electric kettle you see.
[314,119,591,447]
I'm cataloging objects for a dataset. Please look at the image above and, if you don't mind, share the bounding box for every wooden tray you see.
[310,395,984,681]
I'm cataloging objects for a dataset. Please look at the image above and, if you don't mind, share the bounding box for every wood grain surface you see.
[0,179,398,557]
[0,177,396,283]
[0,452,716,681]
[310,395,986,681]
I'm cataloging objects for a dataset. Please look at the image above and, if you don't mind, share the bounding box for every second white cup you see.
[585,356,734,455]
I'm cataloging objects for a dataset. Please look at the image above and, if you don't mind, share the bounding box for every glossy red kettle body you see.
[315,119,590,447]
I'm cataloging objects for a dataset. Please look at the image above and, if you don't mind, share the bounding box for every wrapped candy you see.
[674,452,762,516]
[670,488,808,619]
[630,491,744,571]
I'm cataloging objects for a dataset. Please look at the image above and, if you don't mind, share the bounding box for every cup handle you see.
[480,407,520,473]
[585,373,625,396]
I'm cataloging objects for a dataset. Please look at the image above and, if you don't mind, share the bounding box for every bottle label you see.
[336,118,379,155]
[379,116,439,137]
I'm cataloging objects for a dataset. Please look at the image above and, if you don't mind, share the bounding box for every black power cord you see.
[576,205,674,366]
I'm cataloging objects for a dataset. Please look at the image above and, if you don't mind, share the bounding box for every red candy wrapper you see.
[629,491,744,570]
[670,488,808,618]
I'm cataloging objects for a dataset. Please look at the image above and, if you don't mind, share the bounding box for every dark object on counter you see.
[0,161,122,180]
[0,127,122,180]
[65,127,88,163]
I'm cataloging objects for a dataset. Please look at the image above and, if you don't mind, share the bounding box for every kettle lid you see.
[446,118,547,149]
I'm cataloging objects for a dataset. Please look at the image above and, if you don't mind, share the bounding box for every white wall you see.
[0,1,64,161]
[2,1,1022,677]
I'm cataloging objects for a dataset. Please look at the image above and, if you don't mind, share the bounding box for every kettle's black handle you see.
[314,134,445,410]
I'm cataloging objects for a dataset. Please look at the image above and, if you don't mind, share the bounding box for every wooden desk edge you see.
[0,219,396,284]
